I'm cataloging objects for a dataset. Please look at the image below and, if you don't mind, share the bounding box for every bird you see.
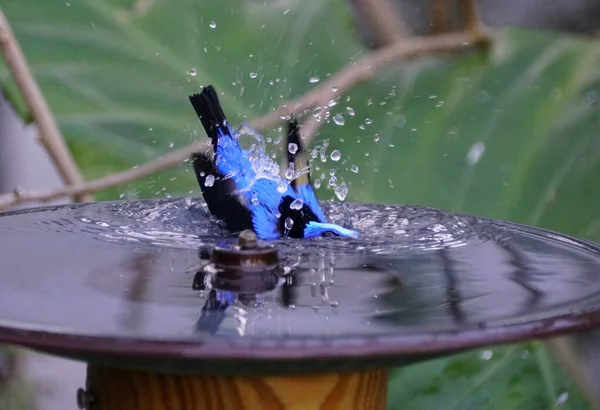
[188,85,358,240]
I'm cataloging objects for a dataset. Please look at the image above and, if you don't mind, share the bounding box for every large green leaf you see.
[388,343,590,410]
[2,1,600,409]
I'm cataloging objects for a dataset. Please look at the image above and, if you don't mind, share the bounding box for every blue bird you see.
[188,85,358,240]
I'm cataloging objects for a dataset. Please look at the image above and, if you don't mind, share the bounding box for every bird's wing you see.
[192,151,253,234]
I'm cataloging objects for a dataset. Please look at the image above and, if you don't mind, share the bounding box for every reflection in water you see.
[117,252,156,332]
[438,246,465,324]
[1,198,600,342]
[195,289,232,335]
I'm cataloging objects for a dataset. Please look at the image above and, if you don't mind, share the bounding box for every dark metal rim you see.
[0,308,599,364]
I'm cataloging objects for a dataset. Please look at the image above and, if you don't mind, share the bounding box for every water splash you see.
[3,198,600,344]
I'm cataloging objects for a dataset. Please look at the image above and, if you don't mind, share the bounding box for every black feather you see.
[189,86,228,152]
[191,152,253,234]
[277,195,320,238]
[286,119,302,165]
[286,119,312,190]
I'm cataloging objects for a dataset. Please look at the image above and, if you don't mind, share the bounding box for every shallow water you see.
[0,198,599,343]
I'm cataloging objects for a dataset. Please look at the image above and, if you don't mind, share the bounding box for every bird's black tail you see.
[286,119,311,189]
[189,85,229,151]
[286,119,303,164]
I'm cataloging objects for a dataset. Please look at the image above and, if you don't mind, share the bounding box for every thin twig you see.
[0,9,92,202]
[254,29,490,145]
[0,29,490,211]
[0,142,206,210]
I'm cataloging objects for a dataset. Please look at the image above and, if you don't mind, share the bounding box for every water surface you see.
[0,198,599,344]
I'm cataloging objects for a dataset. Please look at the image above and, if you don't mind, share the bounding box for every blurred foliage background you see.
[1,0,600,408]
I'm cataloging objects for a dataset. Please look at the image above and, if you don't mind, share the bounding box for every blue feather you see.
[189,85,358,240]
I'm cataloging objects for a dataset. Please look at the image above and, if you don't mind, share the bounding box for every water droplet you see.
[284,217,294,230]
[586,90,598,106]
[351,165,359,173]
[365,118,373,125]
[312,106,322,117]
[393,114,406,128]
[290,198,304,210]
[309,76,320,83]
[277,181,287,193]
[284,165,295,180]
[329,168,337,176]
[209,21,217,28]
[328,99,338,107]
[556,392,569,406]
[480,350,493,360]
[466,142,485,166]
[204,174,215,187]
[330,150,342,161]
[333,114,345,126]
[249,72,258,79]
[314,179,322,189]
[328,176,337,187]
[189,68,197,76]
[288,143,298,154]
[332,86,338,92]
[334,183,348,201]
[251,196,260,205]
[330,301,339,307]
[346,106,355,116]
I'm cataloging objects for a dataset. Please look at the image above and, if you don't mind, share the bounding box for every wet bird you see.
[189,85,358,240]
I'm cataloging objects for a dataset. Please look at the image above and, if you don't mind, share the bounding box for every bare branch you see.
[0,29,490,211]
[301,106,331,146]
[0,9,92,202]
[253,29,490,146]
[0,142,206,210]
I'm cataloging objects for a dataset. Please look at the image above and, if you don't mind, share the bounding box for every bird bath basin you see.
[1,198,600,409]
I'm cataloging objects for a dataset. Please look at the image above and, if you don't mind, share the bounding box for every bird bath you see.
[1,198,600,409]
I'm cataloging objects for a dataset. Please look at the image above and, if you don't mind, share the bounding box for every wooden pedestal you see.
[84,365,388,410]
